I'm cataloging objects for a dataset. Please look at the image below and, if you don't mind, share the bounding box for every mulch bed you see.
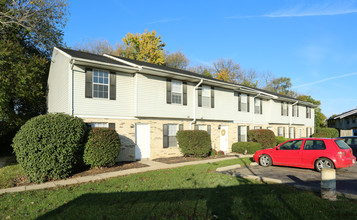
[152,155,237,164]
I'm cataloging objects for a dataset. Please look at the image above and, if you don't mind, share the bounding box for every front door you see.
[220,125,228,152]
[135,124,150,160]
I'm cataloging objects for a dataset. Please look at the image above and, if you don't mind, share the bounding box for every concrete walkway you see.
[0,155,251,194]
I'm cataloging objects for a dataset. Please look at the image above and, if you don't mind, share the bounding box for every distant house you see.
[47,47,316,161]
[327,108,357,136]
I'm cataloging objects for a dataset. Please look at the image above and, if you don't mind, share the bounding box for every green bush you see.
[232,142,262,154]
[12,114,87,183]
[177,130,211,158]
[217,150,225,156]
[248,129,276,149]
[210,149,217,157]
[276,136,290,145]
[311,132,329,138]
[315,127,339,138]
[83,128,120,167]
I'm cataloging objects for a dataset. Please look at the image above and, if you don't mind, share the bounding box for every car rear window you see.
[335,139,351,149]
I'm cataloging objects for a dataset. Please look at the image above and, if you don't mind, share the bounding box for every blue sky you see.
[63,0,357,117]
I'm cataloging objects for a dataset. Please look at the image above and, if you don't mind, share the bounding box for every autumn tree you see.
[122,30,166,65]
[212,58,242,83]
[297,95,327,128]
[165,49,189,70]
[188,65,213,78]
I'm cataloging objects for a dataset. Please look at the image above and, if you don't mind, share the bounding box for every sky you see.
[63,0,357,118]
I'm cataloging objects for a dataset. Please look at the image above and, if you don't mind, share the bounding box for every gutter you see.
[190,79,204,129]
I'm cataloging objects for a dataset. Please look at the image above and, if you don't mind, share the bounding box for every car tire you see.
[315,158,335,172]
[259,154,272,167]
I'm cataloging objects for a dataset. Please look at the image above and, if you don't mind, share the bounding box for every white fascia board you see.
[72,58,140,73]
[54,47,72,59]
[103,54,143,69]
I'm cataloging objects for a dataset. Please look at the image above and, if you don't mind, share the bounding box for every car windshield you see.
[335,139,351,149]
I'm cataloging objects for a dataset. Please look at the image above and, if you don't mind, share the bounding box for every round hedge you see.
[83,128,120,167]
[232,142,262,154]
[177,130,211,158]
[12,113,87,183]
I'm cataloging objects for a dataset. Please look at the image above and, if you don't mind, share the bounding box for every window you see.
[254,98,262,114]
[306,128,312,137]
[304,140,326,150]
[299,128,303,138]
[289,127,295,139]
[280,140,303,150]
[171,80,182,104]
[254,126,262,129]
[306,107,311,118]
[352,116,356,124]
[278,127,285,137]
[93,70,109,99]
[281,102,288,116]
[201,86,211,107]
[163,124,183,148]
[238,94,249,112]
[194,124,211,135]
[292,105,299,117]
[91,122,108,128]
[238,126,249,142]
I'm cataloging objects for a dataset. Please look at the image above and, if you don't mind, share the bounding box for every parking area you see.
[224,164,357,196]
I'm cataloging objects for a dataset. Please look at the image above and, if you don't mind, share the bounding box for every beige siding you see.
[72,66,135,117]
[47,48,71,114]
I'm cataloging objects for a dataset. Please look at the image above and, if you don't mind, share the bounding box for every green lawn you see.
[1,158,357,219]
[0,157,26,189]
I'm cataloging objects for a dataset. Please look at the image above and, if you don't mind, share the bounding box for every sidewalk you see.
[0,155,251,194]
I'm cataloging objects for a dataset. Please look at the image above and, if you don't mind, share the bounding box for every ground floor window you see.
[238,126,249,142]
[299,128,303,138]
[163,124,183,148]
[306,127,312,137]
[289,127,295,139]
[88,122,115,130]
[194,124,211,135]
[278,127,285,137]
[254,126,262,129]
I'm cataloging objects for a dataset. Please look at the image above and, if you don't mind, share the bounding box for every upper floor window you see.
[254,98,262,114]
[306,107,311,118]
[202,86,211,107]
[281,102,288,116]
[171,80,182,104]
[292,105,299,117]
[238,93,249,112]
[85,68,116,100]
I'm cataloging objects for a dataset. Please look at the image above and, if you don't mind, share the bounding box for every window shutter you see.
[297,105,299,117]
[183,82,187,105]
[306,107,308,118]
[198,85,202,107]
[287,104,289,116]
[247,126,250,141]
[85,68,93,98]
[211,86,214,108]
[292,105,295,117]
[194,125,198,130]
[260,99,263,115]
[281,102,283,116]
[238,126,241,142]
[283,128,285,137]
[179,124,183,131]
[163,124,168,148]
[247,95,250,112]
[109,123,115,130]
[110,72,116,100]
[207,125,211,135]
[238,94,241,111]
[166,79,171,104]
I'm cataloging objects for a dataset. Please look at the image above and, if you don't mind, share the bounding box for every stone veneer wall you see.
[82,118,313,161]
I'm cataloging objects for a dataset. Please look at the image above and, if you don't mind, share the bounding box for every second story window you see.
[93,70,109,99]
[254,98,262,114]
[238,94,249,112]
[202,86,211,107]
[281,102,288,116]
[171,80,182,104]
[306,107,311,119]
[292,105,299,117]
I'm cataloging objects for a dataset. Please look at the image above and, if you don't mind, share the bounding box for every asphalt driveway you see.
[224,164,357,196]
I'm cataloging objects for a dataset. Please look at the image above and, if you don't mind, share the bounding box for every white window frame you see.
[90,122,109,128]
[167,124,179,147]
[293,105,298,117]
[289,127,295,139]
[282,102,288,116]
[278,127,285,137]
[93,69,109,99]
[240,94,248,112]
[202,85,211,107]
[238,126,248,142]
[254,98,261,114]
[171,80,182,104]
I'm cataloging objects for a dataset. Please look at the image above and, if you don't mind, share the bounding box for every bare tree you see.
[73,39,114,55]
[165,49,189,70]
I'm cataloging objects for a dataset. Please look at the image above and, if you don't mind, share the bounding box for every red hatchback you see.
[253,138,356,171]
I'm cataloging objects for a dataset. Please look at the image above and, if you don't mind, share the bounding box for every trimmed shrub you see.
[83,128,120,167]
[248,129,276,149]
[210,149,217,157]
[276,136,290,145]
[311,132,329,138]
[232,142,262,154]
[12,113,87,183]
[315,127,339,138]
[177,130,211,158]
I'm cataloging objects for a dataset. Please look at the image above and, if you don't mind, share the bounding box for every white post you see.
[321,168,337,201]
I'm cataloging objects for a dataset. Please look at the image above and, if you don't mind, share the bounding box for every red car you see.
[253,138,356,171]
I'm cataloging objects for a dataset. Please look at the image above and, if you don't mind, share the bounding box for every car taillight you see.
[337,151,346,157]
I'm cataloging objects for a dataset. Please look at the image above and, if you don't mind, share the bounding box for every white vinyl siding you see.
[202,86,211,107]
[171,80,182,104]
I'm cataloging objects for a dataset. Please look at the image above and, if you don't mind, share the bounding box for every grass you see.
[0,157,26,189]
[0,158,357,219]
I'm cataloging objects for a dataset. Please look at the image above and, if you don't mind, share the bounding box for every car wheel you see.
[315,158,335,172]
[259,154,272,167]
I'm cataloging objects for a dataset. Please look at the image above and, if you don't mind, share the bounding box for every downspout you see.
[252,93,261,127]
[70,59,75,116]
[190,79,203,129]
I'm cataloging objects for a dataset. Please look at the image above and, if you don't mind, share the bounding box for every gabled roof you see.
[331,108,357,119]
[55,47,316,107]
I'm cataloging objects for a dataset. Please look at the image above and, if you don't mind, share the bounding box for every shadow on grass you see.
[37,183,312,220]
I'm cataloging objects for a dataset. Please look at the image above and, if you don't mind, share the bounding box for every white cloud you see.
[292,72,357,89]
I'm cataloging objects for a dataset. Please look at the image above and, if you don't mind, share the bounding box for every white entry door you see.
[220,125,228,152]
[135,124,150,160]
